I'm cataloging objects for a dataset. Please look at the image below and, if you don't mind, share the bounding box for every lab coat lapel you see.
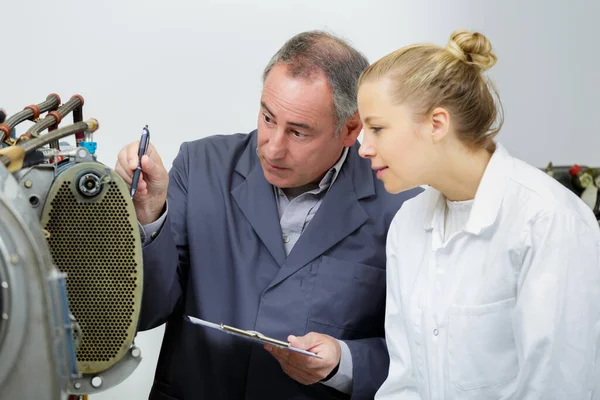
[231,137,286,267]
[268,164,369,289]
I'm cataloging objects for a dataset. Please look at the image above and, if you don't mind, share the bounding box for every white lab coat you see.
[376,144,600,399]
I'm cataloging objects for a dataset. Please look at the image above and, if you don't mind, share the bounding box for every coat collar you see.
[423,143,514,236]
[231,131,375,286]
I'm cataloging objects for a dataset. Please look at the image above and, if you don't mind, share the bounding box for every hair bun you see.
[446,29,497,71]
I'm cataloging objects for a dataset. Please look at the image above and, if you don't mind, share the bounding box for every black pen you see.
[130,125,150,199]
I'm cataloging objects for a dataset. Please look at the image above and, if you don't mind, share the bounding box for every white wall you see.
[2,0,598,398]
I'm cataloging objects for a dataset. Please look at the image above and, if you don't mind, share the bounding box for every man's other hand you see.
[265,332,342,385]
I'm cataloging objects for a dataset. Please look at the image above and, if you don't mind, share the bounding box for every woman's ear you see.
[430,107,450,144]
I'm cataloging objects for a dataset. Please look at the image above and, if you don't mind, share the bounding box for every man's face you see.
[257,64,353,188]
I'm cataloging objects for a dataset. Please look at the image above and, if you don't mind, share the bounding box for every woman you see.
[357,30,600,399]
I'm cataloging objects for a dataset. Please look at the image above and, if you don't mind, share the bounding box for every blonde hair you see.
[359,29,503,151]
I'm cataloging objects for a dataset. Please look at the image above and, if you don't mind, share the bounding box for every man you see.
[116,31,421,399]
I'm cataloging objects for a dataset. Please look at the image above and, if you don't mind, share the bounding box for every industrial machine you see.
[0,94,144,399]
[543,162,600,224]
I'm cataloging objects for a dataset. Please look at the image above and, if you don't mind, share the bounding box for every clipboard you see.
[183,315,322,359]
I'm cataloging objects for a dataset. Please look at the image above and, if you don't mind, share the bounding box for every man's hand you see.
[265,332,342,385]
[115,141,168,225]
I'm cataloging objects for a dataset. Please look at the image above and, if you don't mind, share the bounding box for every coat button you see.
[433,329,439,336]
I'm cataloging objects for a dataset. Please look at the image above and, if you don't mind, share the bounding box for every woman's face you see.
[358,78,435,194]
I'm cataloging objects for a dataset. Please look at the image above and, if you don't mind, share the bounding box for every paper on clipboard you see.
[184,315,322,359]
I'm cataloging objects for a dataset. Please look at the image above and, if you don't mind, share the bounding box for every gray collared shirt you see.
[275,146,348,256]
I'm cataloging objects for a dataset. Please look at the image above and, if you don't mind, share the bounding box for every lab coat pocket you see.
[307,255,386,336]
[448,297,518,391]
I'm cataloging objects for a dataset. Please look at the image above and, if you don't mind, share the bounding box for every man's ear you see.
[342,112,363,147]
[430,107,450,144]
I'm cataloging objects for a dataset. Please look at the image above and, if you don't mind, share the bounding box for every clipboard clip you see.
[221,324,290,348]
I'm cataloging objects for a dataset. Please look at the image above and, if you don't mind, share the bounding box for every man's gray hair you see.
[262,30,369,133]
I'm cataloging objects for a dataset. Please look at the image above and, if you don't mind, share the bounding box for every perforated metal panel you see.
[40,162,143,374]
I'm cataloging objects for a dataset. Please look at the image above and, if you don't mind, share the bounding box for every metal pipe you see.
[1,119,99,168]
[23,95,84,139]
[0,94,61,143]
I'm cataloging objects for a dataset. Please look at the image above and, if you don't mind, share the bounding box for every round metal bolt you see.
[9,254,19,264]
[24,180,33,188]
[1,281,7,289]
[74,382,82,389]
[77,172,102,197]
[131,347,141,358]
[78,149,87,158]
[91,376,102,388]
